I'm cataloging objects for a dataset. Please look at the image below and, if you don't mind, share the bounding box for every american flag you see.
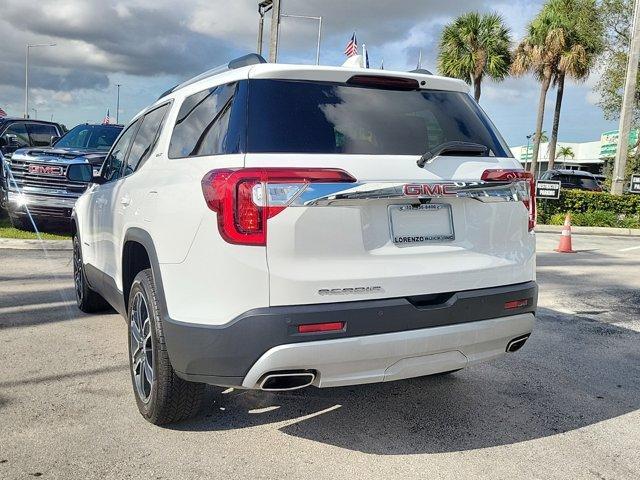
[102,109,110,125]
[344,33,358,57]
[0,107,7,117]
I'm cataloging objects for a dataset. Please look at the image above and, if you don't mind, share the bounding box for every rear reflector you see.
[504,299,529,310]
[297,322,345,334]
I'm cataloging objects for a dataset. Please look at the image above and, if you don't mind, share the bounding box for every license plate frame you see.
[388,203,455,246]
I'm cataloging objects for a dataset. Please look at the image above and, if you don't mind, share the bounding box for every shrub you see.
[547,210,640,228]
[537,189,640,228]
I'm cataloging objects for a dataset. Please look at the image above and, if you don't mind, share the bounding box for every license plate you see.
[389,203,454,245]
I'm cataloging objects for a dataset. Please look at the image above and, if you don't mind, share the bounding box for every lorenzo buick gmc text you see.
[72,54,537,425]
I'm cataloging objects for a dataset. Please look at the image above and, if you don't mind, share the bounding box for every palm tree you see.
[512,9,568,177]
[546,0,603,169]
[438,12,512,102]
[556,145,575,166]
[535,130,549,143]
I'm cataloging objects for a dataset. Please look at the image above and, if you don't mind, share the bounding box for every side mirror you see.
[66,163,93,183]
[5,135,19,147]
[50,136,61,146]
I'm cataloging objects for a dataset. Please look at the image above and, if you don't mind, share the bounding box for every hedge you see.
[537,190,640,227]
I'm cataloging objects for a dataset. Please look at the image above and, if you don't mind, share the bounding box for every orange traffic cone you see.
[555,213,576,253]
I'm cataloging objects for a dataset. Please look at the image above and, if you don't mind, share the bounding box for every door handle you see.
[120,196,131,207]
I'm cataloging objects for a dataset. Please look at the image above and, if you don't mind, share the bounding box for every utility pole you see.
[611,0,640,195]
[257,1,273,56]
[268,0,281,63]
[116,84,121,124]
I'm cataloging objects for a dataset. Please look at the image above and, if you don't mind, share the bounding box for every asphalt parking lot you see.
[1,232,639,479]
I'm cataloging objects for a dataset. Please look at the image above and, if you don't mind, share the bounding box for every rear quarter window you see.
[168,82,244,158]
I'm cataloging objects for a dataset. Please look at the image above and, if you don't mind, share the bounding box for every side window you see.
[169,83,237,158]
[26,123,59,146]
[101,121,140,183]
[124,104,170,176]
[1,123,30,148]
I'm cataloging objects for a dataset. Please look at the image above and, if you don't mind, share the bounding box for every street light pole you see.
[281,14,323,65]
[116,84,122,124]
[525,134,532,171]
[611,0,640,195]
[24,43,56,119]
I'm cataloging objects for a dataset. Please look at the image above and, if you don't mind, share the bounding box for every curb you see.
[536,224,640,237]
[0,237,72,251]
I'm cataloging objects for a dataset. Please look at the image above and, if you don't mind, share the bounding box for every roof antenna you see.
[417,50,422,70]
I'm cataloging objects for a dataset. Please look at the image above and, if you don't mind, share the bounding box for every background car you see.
[539,169,602,192]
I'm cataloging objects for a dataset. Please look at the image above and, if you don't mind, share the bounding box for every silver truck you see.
[3,123,122,230]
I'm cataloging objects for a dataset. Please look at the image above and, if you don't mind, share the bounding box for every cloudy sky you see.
[0,0,617,146]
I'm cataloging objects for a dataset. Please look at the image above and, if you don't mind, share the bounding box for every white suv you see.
[72,54,537,425]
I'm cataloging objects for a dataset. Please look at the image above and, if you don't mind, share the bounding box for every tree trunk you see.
[530,73,552,177]
[547,73,565,171]
[473,76,482,102]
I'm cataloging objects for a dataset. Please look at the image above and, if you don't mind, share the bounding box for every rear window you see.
[246,79,511,156]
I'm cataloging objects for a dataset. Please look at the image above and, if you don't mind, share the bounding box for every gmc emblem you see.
[403,183,457,197]
[28,164,64,176]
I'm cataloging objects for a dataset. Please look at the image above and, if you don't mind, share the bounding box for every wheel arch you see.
[122,228,168,317]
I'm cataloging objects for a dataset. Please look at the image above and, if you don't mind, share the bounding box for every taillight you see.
[201,168,356,246]
[481,169,536,232]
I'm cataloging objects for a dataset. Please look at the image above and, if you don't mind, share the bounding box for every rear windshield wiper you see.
[417,141,488,168]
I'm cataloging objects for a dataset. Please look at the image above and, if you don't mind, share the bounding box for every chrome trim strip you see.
[282,180,530,207]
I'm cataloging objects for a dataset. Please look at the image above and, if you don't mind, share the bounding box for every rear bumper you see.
[242,313,535,388]
[163,281,537,387]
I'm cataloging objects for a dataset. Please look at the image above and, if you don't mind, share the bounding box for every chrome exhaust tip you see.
[506,334,530,353]
[259,371,316,391]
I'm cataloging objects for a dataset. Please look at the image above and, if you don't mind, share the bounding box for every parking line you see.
[618,245,640,252]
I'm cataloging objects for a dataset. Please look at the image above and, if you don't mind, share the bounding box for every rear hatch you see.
[241,72,536,306]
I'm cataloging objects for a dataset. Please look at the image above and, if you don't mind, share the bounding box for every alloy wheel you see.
[130,291,154,403]
[73,239,84,304]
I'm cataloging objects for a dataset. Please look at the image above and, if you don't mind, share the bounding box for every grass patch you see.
[0,212,71,240]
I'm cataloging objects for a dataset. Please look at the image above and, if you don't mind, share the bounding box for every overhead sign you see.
[536,180,561,199]
[630,175,640,194]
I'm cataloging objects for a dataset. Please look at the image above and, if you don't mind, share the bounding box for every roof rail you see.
[158,53,267,100]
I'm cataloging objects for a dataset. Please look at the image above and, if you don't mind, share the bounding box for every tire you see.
[128,269,204,425]
[9,214,35,231]
[73,235,110,313]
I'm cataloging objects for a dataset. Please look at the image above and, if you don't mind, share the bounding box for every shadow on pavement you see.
[0,364,128,389]
[169,308,640,455]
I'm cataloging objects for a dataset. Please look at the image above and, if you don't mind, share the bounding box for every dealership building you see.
[510,130,638,175]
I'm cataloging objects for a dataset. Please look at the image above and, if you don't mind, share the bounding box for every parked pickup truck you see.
[4,123,122,230]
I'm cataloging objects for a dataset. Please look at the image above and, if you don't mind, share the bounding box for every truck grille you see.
[6,158,87,193]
